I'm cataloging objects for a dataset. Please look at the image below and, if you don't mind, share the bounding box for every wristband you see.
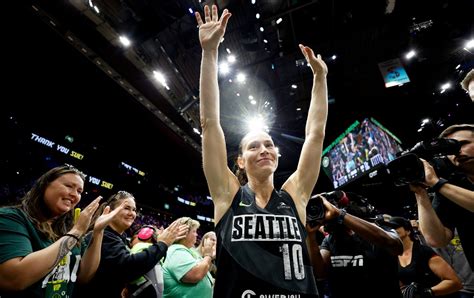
[428,178,448,193]
[336,209,346,225]
[65,233,81,242]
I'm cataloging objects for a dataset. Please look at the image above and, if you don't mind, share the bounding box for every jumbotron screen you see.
[321,118,403,189]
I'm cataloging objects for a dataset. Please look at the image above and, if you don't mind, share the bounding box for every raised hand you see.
[92,200,126,232]
[299,44,328,77]
[157,219,189,246]
[195,5,231,51]
[202,239,216,260]
[71,196,102,236]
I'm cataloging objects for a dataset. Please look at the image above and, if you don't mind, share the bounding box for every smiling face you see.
[109,197,137,234]
[43,173,84,218]
[238,131,279,179]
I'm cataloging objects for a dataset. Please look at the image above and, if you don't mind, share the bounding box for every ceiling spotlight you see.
[119,35,131,47]
[291,84,297,89]
[466,39,474,49]
[153,70,169,90]
[236,73,246,83]
[219,62,230,75]
[276,18,283,25]
[263,39,268,44]
[260,27,264,32]
[405,50,416,59]
[227,55,236,63]
[440,82,451,90]
[331,55,337,60]
[256,13,260,19]
[188,8,194,14]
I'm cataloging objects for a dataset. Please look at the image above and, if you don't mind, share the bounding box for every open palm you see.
[195,5,231,51]
[93,201,126,232]
[299,44,328,77]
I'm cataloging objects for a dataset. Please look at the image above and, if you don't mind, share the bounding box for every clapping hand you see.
[157,219,189,246]
[92,200,127,233]
[71,196,102,236]
[202,238,216,260]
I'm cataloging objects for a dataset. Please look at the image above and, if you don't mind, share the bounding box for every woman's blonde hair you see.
[175,216,200,244]
[196,231,216,256]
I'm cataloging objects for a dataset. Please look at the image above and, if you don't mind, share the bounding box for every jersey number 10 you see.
[281,243,305,280]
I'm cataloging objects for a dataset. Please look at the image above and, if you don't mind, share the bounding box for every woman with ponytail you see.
[76,191,188,297]
[196,5,328,297]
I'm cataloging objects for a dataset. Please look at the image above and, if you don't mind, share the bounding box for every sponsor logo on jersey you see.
[241,290,301,298]
[239,200,253,207]
[242,289,256,298]
[277,202,290,209]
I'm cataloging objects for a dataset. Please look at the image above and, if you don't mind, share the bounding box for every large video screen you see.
[321,118,403,189]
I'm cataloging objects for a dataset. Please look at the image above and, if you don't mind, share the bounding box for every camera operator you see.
[410,124,474,269]
[306,193,403,298]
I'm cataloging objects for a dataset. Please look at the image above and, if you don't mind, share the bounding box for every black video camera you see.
[386,138,461,186]
[306,190,348,227]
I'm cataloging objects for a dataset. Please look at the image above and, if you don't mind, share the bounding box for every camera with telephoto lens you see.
[306,190,348,227]
[386,138,461,186]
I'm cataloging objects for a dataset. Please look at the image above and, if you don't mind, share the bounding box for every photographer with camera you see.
[306,191,403,298]
[410,124,474,270]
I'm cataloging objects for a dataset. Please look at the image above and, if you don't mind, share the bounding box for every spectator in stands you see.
[0,165,125,297]
[383,216,462,298]
[196,4,327,296]
[76,191,188,298]
[195,231,217,276]
[162,217,215,298]
[460,69,474,101]
[127,225,165,298]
